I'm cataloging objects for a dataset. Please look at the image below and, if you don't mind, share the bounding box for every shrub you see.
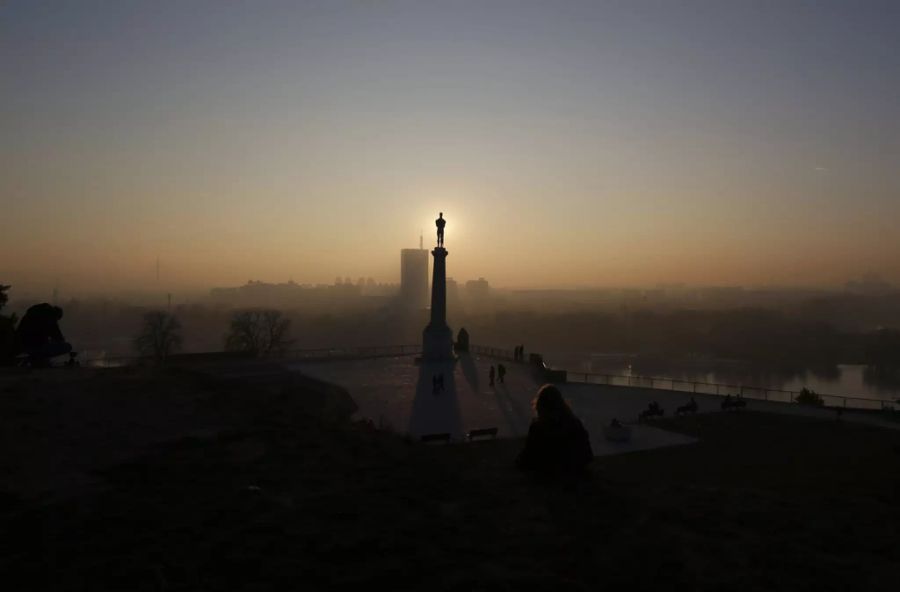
[796,387,824,406]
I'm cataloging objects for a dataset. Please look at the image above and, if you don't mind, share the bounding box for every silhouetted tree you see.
[0,285,17,364]
[134,311,183,365]
[225,309,293,355]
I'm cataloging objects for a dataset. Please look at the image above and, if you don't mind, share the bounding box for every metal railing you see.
[81,344,422,368]
[465,345,897,411]
[569,371,896,411]
[280,344,421,361]
[469,344,516,360]
[75,343,900,412]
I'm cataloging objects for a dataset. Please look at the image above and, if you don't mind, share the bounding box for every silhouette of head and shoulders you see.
[516,384,593,476]
[17,303,65,347]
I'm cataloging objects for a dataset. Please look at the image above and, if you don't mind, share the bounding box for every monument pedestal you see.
[422,323,454,361]
[420,246,456,362]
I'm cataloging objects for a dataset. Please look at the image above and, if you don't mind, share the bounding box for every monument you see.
[421,212,455,361]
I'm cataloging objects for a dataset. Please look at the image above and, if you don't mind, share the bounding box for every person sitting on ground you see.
[14,303,72,366]
[516,384,593,475]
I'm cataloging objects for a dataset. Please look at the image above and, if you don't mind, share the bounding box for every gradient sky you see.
[2,1,899,296]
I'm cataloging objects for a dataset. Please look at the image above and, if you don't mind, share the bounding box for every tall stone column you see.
[422,247,455,361]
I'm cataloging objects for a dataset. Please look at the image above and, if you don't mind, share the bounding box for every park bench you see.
[420,433,451,444]
[466,427,498,441]
[721,395,747,412]
[603,423,632,442]
[638,403,664,422]
[675,398,698,416]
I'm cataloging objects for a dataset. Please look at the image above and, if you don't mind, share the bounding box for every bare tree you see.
[225,309,292,355]
[0,285,10,311]
[134,311,183,365]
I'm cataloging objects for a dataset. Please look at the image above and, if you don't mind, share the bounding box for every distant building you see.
[400,248,429,309]
[465,277,490,300]
[446,277,459,304]
[209,279,363,308]
[846,273,893,295]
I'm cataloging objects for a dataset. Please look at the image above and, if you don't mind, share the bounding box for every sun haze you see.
[2,1,899,295]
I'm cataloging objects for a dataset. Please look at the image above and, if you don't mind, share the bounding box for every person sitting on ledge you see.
[516,384,593,475]
[15,303,72,367]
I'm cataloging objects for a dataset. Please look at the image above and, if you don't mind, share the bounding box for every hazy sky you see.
[3,1,899,296]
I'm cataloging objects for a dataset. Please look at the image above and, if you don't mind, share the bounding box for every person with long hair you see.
[516,384,593,474]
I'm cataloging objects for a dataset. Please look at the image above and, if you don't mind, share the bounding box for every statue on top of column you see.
[435,212,446,247]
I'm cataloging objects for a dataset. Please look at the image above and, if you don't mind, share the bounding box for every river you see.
[543,352,900,402]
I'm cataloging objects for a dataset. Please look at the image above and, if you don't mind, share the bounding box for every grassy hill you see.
[1,365,899,590]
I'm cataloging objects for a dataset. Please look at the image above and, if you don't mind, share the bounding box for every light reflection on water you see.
[547,352,900,401]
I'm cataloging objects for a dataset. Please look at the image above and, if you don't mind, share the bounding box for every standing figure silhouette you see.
[436,212,446,247]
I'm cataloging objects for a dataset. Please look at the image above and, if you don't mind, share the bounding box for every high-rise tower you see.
[400,246,429,310]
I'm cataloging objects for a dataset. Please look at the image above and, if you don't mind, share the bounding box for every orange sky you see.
[2,2,899,297]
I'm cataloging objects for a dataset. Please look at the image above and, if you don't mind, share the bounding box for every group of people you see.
[488,363,506,386]
[513,345,526,362]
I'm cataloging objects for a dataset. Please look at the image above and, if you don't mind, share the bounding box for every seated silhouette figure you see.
[435,212,446,247]
[516,384,593,476]
[15,303,72,367]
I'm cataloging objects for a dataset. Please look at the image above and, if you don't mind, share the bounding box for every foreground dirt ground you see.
[1,367,899,591]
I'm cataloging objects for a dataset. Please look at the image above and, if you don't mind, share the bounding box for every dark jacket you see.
[15,303,64,349]
[516,414,593,474]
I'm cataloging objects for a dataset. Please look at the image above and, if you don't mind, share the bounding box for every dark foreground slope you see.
[1,366,899,591]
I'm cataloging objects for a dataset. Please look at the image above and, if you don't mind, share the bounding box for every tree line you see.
[133,308,294,364]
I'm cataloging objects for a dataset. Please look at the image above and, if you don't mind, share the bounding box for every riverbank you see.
[544,352,900,404]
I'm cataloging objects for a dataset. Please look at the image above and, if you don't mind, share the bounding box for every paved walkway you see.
[291,354,698,456]
[293,354,900,457]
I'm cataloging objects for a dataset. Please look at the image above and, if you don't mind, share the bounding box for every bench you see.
[420,433,451,444]
[466,427,498,441]
[603,424,632,442]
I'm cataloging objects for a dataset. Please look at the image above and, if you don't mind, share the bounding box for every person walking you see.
[489,365,495,387]
[498,363,506,384]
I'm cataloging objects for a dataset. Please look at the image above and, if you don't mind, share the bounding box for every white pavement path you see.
[291,354,899,457]
[291,354,699,456]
